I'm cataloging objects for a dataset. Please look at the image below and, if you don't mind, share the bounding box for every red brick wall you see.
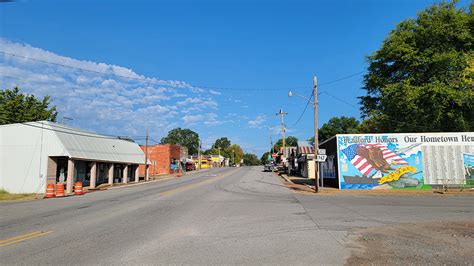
[139,144,181,176]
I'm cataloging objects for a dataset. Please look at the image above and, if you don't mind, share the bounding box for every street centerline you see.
[160,168,241,197]
[0,231,53,247]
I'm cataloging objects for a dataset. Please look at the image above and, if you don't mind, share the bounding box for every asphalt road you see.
[0,166,473,264]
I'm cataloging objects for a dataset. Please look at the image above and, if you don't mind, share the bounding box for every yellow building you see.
[193,155,212,169]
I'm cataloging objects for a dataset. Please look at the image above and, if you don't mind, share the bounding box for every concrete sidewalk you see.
[84,168,212,192]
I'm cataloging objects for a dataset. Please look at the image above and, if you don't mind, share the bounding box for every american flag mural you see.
[341,144,408,177]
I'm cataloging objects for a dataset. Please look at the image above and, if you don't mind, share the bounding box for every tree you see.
[360,1,474,132]
[0,87,57,125]
[207,137,232,158]
[260,151,272,165]
[308,116,360,143]
[161,128,200,155]
[227,144,244,165]
[212,137,231,150]
[243,153,260,166]
[273,136,298,152]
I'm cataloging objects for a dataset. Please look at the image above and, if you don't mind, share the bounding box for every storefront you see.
[0,121,148,194]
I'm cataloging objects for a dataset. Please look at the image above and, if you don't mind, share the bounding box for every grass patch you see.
[0,189,38,201]
[395,184,433,190]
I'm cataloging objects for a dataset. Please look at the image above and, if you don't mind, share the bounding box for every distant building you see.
[0,121,146,194]
[192,155,212,169]
[139,144,183,176]
[296,141,315,179]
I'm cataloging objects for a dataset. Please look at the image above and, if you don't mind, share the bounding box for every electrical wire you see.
[288,91,313,127]
[317,71,366,87]
[0,50,366,92]
[319,90,430,131]
[19,121,143,141]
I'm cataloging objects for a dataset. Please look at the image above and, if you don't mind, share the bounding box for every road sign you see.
[316,155,327,162]
[318,149,326,155]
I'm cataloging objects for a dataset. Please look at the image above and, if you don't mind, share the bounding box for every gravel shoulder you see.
[347,221,474,265]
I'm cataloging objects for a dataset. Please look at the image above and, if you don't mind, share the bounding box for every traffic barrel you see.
[74,181,83,195]
[45,183,55,198]
[56,182,65,197]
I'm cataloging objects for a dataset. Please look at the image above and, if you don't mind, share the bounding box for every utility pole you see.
[313,76,320,193]
[145,128,149,181]
[269,129,273,154]
[198,139,202,169]
[275,109,288,152]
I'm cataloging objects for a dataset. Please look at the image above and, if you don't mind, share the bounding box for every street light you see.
[288,76,320,193]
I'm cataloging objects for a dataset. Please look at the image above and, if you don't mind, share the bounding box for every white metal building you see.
[0,121,147,194]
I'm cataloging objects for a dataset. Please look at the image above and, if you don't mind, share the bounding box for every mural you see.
[336,133,474,190]
[464,153,474,186]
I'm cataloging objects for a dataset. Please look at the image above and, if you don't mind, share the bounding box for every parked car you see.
[263,164,274,172]
[186,162,195,171]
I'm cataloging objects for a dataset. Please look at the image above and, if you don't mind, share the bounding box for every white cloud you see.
[209,89,221,95]
[176,97,218,109]
[182,113,222,126]
[248,115,267,128]
[0,38,222,140]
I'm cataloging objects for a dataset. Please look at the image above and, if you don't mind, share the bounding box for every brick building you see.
[139,144,182,177]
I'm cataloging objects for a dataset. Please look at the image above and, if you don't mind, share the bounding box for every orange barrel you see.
[74,181,83,195]
[56,182,65,197]
[45,183,55,198]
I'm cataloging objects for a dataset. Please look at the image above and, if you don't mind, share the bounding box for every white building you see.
[0,121,147,194]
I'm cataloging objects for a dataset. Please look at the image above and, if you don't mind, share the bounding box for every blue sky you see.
[0,0,471,156]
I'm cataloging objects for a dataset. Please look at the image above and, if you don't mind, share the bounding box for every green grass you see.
[394,184,433,190]
[0,189,38,201]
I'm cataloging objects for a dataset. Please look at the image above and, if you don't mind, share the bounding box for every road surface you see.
[1,167,473,264]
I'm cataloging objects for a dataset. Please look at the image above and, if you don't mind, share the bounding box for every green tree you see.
[212,137,231,150]
[0,87,57,125]
[273,136,298,152]
[243,153,260,166]
[208,137,232,158]
[308,116,360,143]
[227,144,244,165]
[160,128,200,155]
[360,1,474,132]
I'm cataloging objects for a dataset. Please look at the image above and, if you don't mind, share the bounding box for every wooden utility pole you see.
[198,139,202,169]
[276,109,288,152]
[145,128,149,181]
[313,76,320,193]
[269,128,273,154]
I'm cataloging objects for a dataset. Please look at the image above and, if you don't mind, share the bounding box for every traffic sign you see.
[318,149,326,155]
[316,155,327,162]
[272,153,277,158]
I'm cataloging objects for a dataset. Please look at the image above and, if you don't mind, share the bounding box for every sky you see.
[0,0,471,156]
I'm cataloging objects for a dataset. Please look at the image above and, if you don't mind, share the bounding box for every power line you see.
[18,121,143,141]
[0,51,300,91]
[318,71,366,87]
[289,91,313,127]
[0,51,366,92]
[319,90,430,131]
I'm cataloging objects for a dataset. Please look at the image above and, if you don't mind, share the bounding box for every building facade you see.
[139,144,182,176]
[0,121,147,194]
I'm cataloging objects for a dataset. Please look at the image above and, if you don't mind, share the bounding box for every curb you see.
[106,169,212,190]
[280,174,293,184]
